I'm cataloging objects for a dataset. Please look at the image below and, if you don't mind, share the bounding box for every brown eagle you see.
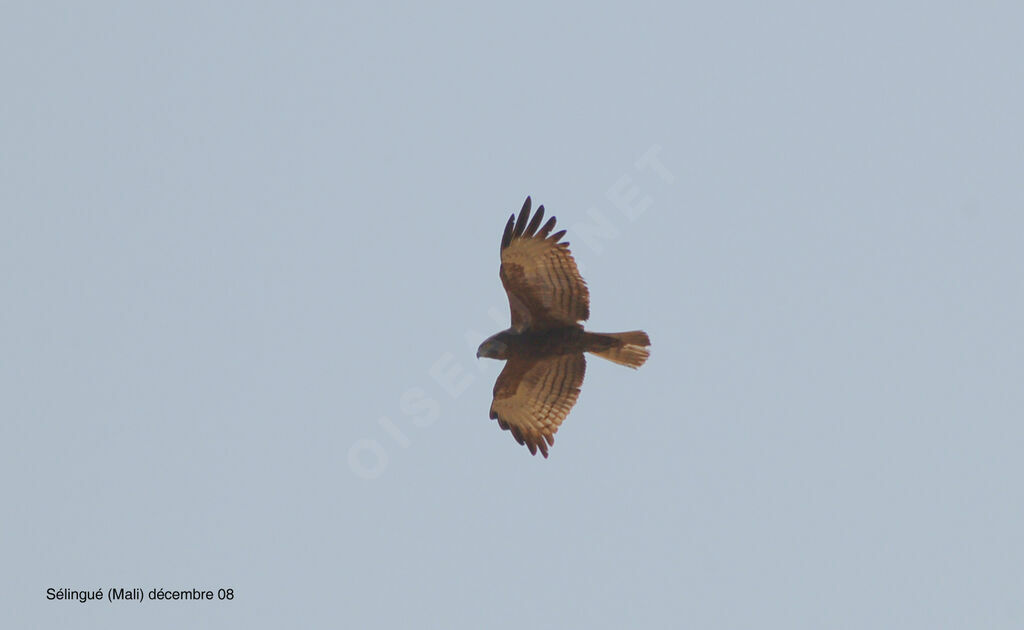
[476,196,651,457]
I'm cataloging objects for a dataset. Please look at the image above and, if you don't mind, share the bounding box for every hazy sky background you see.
[3,2,1023,628]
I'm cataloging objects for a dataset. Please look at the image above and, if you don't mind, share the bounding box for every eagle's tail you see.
[586,331,651,369]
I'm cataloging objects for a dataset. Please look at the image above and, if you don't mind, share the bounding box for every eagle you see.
[476,196,651,457]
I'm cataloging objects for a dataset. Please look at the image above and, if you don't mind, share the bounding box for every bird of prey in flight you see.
[476,196,651,457]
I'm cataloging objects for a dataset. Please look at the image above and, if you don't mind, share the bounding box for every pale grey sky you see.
[3,2,1023,628]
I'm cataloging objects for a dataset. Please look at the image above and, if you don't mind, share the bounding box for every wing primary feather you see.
[500,214,515,249]
[513,197,531,238]
[525,205,545,236]
[548,229,567,243]
[536,216,557,239]
[511,425,526,445]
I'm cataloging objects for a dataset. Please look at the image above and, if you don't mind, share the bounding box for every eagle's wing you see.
[489,353,587,458]
[500,197,590,330]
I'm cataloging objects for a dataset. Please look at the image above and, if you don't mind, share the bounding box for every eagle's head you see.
[476,333,510,360]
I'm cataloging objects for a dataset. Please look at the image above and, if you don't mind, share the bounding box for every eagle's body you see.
[479,326,610,360]
[477,196,651,457]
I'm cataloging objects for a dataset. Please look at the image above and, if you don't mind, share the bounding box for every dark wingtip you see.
[506,424,526,446]
[548,229,567,243]
[513,197,531,238]
[500,214,515,249]
[536,216,557,239]
[524,205,545,237]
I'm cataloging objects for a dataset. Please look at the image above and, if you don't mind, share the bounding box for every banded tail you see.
[586,330,651,369]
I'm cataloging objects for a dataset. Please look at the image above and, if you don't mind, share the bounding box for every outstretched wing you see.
[500,197,590,331]
[489,353,586,458]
